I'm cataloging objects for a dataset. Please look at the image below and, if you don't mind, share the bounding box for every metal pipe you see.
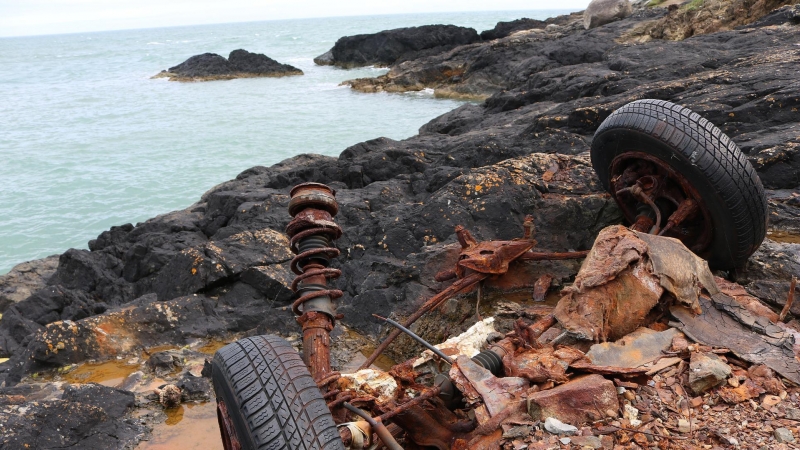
[378,386,441,422]
[517,250,589,261]
[343,403,404,450]
[373,314,454,365]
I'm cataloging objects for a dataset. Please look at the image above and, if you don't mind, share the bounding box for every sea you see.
[0,10,573,275]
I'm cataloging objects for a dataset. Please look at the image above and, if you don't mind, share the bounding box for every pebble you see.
[785,407,800,420]
[774,428,795,443]
[571,435,603,449]
[762,395,781,408]
[678,419,691,433]
[544,417,578,436]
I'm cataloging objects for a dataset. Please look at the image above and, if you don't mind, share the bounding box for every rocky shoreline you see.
[1,2,799,448]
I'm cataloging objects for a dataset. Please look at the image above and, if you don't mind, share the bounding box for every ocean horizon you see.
[0,9,574,275]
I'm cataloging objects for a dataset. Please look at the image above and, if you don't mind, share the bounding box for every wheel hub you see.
[217,399,242,450]
[609,152,713,255]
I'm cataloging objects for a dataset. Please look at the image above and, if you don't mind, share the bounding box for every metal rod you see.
[378,386,441,422]
[359,272,487,370]
[780,276,797,322]
[373,314,454,365]
[618,185,662,234]
[517,250,589,261]
[343,403,404,450]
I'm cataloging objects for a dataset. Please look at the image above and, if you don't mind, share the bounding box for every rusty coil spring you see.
[289,227,344,316]
[286,182,344,319]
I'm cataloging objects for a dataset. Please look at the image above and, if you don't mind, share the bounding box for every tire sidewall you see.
[212,358,259,450]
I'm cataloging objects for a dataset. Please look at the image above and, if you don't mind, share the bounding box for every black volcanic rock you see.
[479,13,581,40]
[0,396,144,450]
[227,49,301,75]
[480,18,548,40]
[315,24,481,68]
[0,2,797,428]
[153,49,302,81]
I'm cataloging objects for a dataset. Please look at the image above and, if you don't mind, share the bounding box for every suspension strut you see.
[286,183,343,382]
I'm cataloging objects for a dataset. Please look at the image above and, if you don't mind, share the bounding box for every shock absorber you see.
[286,183,343,383]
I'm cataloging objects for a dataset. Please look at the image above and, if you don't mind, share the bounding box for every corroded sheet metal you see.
[671,297,800,385]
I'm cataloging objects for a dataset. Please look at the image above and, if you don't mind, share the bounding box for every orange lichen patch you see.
[62,359,140,387]
[136,402,222,450]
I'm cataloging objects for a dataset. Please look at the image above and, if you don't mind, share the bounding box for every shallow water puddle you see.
[768,230,800,244]
[62,359,141,387]
[137,402,222,450]
[197,339,231,355]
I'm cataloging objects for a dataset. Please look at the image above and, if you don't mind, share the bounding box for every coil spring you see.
[289,228,344,317]
[286,182,344,320]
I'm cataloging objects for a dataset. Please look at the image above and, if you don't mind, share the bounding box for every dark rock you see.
[479,13,581,40]
[177,374,212,402]
[313,49,334,66]
[153,49,302,81]
[62,383,135,419]
[0,399,142,449]
[318,25,480,68]
[0,285,102,357]
[688,352,732,394]
[146,351,180,377]
[480,18,548,40]
[0,255,59,313]
[240,265,294,305]
[227,49,303,76]
[5,295,230,383]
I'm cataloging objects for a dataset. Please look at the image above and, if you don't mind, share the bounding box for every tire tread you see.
[212,335,344,450]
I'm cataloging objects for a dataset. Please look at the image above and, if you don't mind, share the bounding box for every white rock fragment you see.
[413,317,496,367]
[338,369,398,404]
[544,417,578,435]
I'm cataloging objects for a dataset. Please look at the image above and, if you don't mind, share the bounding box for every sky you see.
[0,0,592,37]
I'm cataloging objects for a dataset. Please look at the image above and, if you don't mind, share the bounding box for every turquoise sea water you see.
[0,10,572,275]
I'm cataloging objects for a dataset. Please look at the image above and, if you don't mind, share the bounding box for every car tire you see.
[212,335,344,450]
[591,99,767,269]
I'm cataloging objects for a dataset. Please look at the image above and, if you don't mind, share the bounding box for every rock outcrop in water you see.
[313,24,480,68]
[2,3,800,448]
[153,49,303,81]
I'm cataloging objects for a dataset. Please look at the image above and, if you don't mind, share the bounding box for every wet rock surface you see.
[1,3,800,448]
[314,24,480,68]
[153,49,303,81]
[0,255,58,313]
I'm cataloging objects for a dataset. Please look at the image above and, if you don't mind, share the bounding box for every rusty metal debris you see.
[361,216,588,370]
[554,225,710,342]
[263,182,800,449]
[780,276,797,322]
[610,152,712,254]
[671,296,800,385]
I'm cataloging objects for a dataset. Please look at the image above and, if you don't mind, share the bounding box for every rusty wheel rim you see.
[216,399,242,450]
[609,152,713,254]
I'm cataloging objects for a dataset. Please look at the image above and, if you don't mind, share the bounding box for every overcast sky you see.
[0,0,591,37]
